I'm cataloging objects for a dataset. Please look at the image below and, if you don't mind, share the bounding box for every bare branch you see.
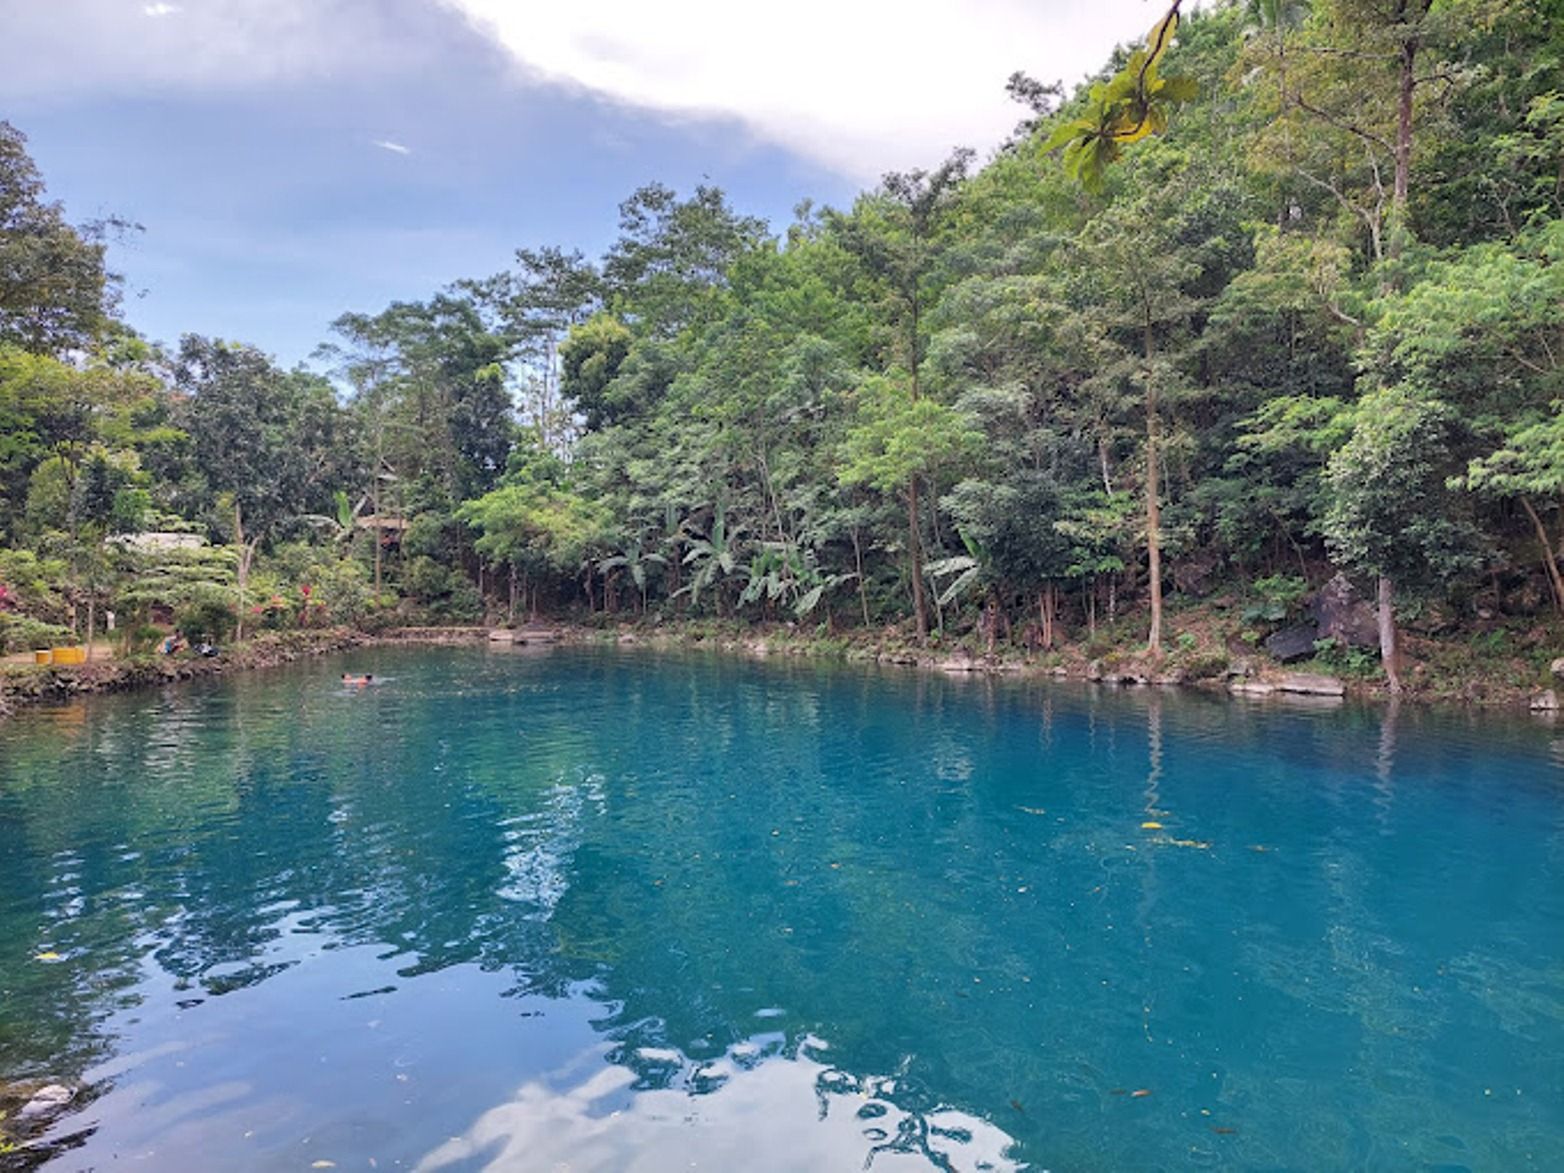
[1291,94,1396,156]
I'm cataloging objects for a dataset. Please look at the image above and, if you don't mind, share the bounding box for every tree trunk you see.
[85,592,95,662]
[1145,332,1164,658]
[509,564,518,624]
[853,527,870,627]
[907,479,927,643]
[1378,574,1403,694]
[372,433,383,600]
[1521,496,1564,616]
[1394,13,1417,212]
[1040,583,1056,650]
[235,502,247,643]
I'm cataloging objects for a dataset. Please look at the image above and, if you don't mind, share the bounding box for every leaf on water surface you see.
[311,1163,336,1169]
[1017,806,1047,816]
[1141,821,1163,830]
[1212,1127,1238,1135]
[1167,838,1212,850]
[1131,1089,1152,1098]
[34,952,61,962]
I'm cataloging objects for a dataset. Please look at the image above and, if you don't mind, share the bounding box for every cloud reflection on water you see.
[416,1035,1021,1173]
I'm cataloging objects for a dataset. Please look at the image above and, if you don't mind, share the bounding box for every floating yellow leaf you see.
[34,952,61,962]
[1140,821,1163,830]
[311,1163,336,1169]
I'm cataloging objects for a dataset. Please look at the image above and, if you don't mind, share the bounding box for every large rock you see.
[1531,689,1561,711]
[19,1084,74,1118]
[1264,622,1319,663]
[1276,673,1346,697]
[1549,657,1564,681]
[1310,573,1380,650]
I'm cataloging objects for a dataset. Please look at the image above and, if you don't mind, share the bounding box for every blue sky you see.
[2,0,1154,367]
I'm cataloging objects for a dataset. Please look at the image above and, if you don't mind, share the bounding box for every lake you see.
[1,646,1561,1170]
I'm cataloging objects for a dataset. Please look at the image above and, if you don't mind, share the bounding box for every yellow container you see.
[51,646,87,665]
[33,649,53,665]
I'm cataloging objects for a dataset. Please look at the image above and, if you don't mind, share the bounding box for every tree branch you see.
[1291,95,1395,156]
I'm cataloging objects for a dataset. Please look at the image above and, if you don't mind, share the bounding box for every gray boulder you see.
[1264,623,1319,663]
[1311,573,1380,649]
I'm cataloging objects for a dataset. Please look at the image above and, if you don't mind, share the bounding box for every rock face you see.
[1550,657,1564,681]
[1311,573,1380,649]
[1264,623,1319,663]
[1174,547,1221,596]
[1531,689,1561,711]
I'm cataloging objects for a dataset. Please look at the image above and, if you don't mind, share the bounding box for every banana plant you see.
[597,539,666,613]
[291,489,361,550]
[675,505,749,612]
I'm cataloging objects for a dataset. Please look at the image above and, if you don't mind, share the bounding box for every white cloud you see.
[437,0,1162,180]
[0,0,450,98]
[373,139,413,155]
[1,0,1167,183]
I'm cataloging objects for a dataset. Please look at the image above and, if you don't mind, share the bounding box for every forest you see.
[2,0,1563,697]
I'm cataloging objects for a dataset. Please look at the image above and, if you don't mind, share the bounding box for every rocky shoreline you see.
[1,619,1556,721]
[0,628,490,720]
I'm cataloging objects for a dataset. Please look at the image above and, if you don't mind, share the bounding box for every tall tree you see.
[0,121,126,354]
[174,336,353,638]
[832,150,973,640]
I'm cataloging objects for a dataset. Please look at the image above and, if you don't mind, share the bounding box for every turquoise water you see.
[1,648,1561,1171]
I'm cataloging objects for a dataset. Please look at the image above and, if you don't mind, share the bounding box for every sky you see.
[1,0,1161,366]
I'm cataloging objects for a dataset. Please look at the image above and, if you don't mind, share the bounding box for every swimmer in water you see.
[341,673,374,687]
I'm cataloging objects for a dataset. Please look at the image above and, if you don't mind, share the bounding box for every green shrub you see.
[0,612,72,653]
[120,623,167,656]
[1241,574,1308,626]
[177,597,236,643]
[1181,651,1230,680]
[403,556,454,604]
[1311,637,1381,679]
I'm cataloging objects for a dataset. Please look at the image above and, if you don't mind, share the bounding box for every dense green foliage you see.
[2,0,1562,687]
